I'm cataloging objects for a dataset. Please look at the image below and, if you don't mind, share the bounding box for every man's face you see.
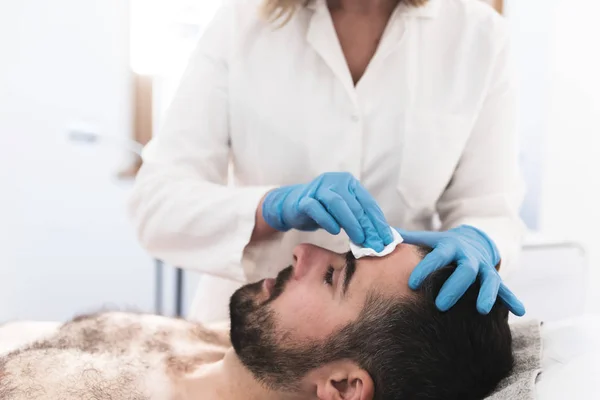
[229,242,423,390]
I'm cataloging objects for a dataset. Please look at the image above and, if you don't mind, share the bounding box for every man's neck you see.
[184,350,305,400]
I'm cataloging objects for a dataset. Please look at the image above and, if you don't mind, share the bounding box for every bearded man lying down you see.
[0,243,513,400]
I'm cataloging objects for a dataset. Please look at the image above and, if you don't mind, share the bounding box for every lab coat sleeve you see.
[128,1,273,282]
[436,27,526,279]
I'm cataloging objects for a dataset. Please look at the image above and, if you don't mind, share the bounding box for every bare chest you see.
[0,312,231,400]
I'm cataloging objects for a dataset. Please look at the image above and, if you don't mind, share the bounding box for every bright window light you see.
[129,0,220,76]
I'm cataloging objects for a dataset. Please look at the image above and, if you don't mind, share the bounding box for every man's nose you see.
[292,244,327,280]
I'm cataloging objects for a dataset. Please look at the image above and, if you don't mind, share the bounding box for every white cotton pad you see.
[350,229,404,259]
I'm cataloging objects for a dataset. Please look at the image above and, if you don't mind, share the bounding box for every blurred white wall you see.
[507,0,600,311]
[505,0,551,230]
[0,0,155,321]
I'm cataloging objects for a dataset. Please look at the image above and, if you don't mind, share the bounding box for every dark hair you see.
[330,263,514,400]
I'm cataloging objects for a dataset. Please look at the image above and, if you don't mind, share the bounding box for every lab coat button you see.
[351,114,360,122]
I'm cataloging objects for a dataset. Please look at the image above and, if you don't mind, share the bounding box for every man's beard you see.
[229,265,292,356]
[229,266,322,390]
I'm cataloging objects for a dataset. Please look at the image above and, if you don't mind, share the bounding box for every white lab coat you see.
[128,0,525,323]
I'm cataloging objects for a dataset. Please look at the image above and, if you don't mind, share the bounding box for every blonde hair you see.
[261,0,306,25]
[261,0,429,25]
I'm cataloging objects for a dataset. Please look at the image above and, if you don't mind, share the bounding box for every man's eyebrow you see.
[342,252,357,297]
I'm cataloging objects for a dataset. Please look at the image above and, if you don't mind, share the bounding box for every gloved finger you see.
[317,190,365,245]
[498,283,526,317]
[408,243,456,289]
[396,229,444,248]
[435,257,478,312]
[354,184,394,246]
[342,192,384,252]
[298,197,341,235]
[476,268,501,314]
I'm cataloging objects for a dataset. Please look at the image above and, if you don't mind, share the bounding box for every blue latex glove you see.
[262,172,394,251]
[396,225,525,316]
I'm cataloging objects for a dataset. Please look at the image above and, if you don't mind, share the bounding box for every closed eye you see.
[324,266,334,286]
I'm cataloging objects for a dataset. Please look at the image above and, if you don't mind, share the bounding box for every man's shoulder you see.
[205,320,231,332]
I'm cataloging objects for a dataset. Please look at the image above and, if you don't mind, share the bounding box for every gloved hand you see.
[396,225,525,316]
[262,172,394,251]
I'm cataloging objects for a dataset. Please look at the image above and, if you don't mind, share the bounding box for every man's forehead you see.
[355,243,422,295]
[359,243,422,269]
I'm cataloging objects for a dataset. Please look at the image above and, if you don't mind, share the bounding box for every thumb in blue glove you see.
[396,225,525,317]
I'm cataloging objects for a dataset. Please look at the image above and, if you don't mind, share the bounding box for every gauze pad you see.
[350,229,404,259]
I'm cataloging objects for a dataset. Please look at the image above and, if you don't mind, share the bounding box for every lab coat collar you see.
[305,0,440,18]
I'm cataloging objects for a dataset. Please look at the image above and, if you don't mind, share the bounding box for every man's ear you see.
[315,365,374,400]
